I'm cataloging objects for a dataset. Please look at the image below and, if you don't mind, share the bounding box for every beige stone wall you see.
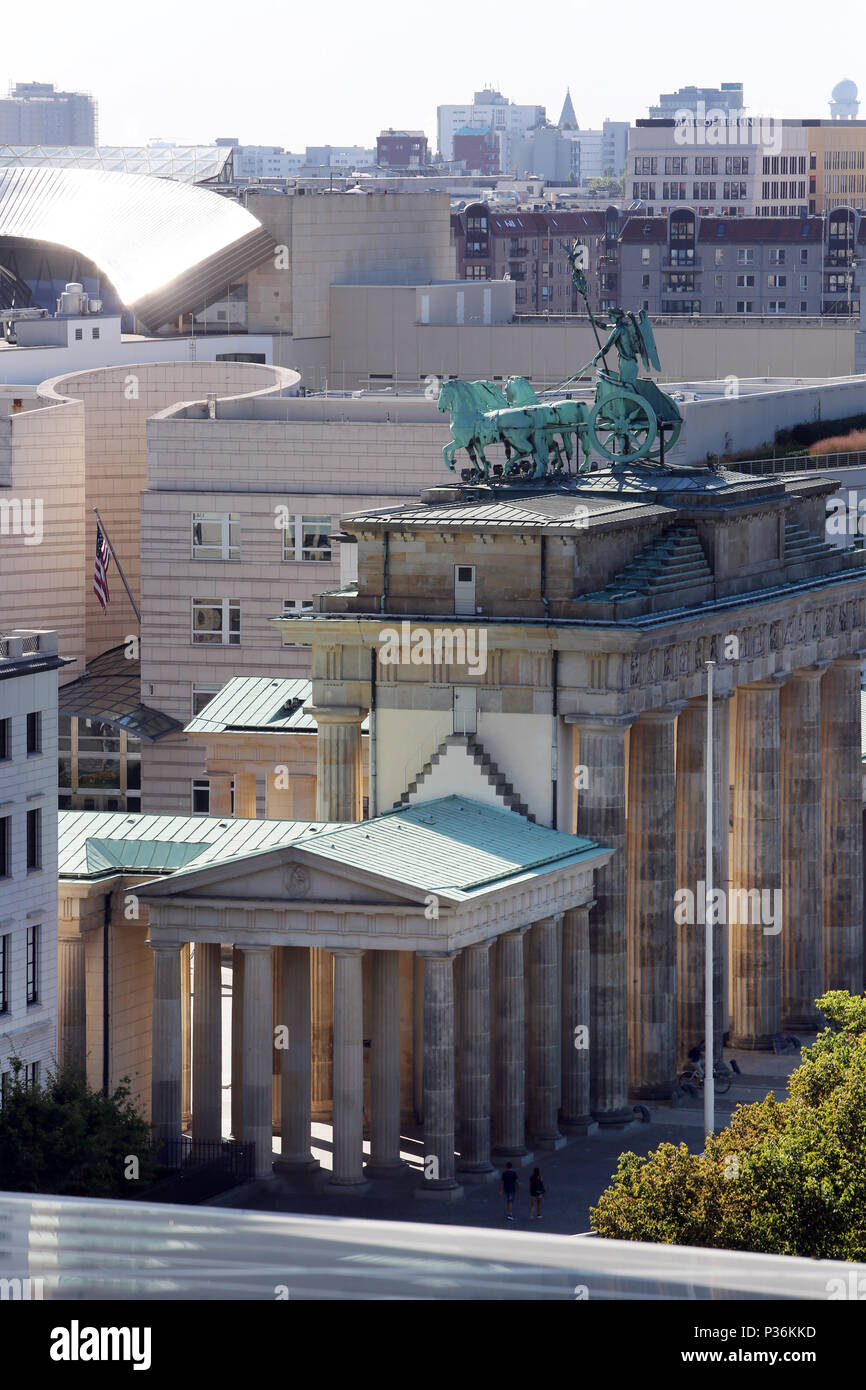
[329,283,858,389]
[37,362,294,664]
[0,397,86,681]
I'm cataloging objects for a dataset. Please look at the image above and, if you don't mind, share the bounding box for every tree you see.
[591,992,866,1259]
[0,1057,157,1198]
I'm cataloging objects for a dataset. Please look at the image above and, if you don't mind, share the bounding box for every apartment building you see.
[0,630,68,1097]
[452,203,612,311]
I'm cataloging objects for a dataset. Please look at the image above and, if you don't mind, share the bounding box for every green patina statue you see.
[439,239,683,483]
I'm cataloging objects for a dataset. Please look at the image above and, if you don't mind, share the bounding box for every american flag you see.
[93,523,111,611]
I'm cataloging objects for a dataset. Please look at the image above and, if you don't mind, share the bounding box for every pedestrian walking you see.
[500,1162,519,1221]
[529,1167,545,1220]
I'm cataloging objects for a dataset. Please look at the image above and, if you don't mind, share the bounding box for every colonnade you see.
[151,909,593,1187]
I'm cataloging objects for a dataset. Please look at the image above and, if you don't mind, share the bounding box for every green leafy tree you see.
[591,992,866,1259]
[0,1057,156,1198]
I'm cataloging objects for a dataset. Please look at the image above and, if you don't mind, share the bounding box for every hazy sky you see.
[4,0,863,150]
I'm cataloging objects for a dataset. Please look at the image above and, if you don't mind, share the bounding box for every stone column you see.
[730,679,782,1048]
[781,668,824,1028]
[209,773,232,817]
[416,951,462,1199]
[492,928,529,1158]
[230,946,244,1139]
[330,949,366,1188]
[192,942,222,1143]
[675,694,731,1065]
[527,916,565,1147]
[560,905,596,1133]
[276,945,317,1170]
[239,945,273,1179]
[367,950,404,1177]
[310,948,333,1118]
[308,706,365,822]
[151,942,183,1148]
[569,715,633,1124]
[58,936,86,1074]
[457,940,494,1179]
[233,771,257,819]
[181,943,192,1132]
[821,657,865,994]
[627,709,678,1097]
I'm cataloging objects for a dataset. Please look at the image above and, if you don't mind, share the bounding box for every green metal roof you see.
[184,676,369,736]
[294,797,602,898]
[58,810,336,880]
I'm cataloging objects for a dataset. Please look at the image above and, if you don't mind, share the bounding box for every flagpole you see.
[704,658,715,1139]
[93,507,141,624]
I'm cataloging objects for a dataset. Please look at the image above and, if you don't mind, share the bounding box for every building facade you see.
[0,82,96,146]
[437,89,545,171]
[0,630,67,1098]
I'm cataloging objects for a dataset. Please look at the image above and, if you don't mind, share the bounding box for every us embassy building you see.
[53,441,866,1197]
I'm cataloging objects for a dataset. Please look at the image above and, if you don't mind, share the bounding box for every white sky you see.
[3,0,864,150]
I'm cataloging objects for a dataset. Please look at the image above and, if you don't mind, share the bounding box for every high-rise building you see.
[648,83,744,119]
[437,88,545,171]
[0,82,97,146]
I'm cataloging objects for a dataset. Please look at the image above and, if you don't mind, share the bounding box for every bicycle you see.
[677,1057,732,1095]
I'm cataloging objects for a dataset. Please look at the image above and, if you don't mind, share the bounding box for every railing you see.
[133,1138,257,1204]
[722,449,866,475]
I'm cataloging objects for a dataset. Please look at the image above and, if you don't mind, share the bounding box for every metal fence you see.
[728,449,866,475]
[133,1139,256,1205]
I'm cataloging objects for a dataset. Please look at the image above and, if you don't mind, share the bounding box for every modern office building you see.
[437,89,545,172]
[0,82,96,146]
[0,630,69,1097]
[648,83,745,120]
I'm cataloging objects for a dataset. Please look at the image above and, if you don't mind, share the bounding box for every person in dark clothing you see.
[499,1162,519,1220]
[529,1167,546,1220]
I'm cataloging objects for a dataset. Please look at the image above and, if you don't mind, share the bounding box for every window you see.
[26,925,39,1004]
[26,1062,39,1090]
[92,327,100,340]
[192,513,240,561]
[283,516,332,563]
[192,780,210,814]
[800,275,808,290]
[715,248,725,265]
[641,274,650,289]
[282,598,314,614]
[714,300,724,313]
[191,598,241,645]
[736,300,754,313]
[0,718,8,760]
[191,685,222,717]
[26,808,41,871]
[0,934,8,1013]
[736,274,755,288]
[634,156,657,175]
[0,817,8,879]
[641,247,650,265]
[800,301,808,313]
[767,300,787,313]
[26,711,41,755]
[74,328,82,341]
[714,274,724,288]
[769,249,786,265]
[465,265,488,279]
[737,249,755,265]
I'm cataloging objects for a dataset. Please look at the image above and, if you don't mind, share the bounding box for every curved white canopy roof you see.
[0,164,262,305]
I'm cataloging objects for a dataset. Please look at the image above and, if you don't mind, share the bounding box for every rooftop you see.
[185,676,369,736]
[57,645,182,742]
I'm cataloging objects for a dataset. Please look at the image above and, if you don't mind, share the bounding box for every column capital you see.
[306,705,366,726]
[330,946,365,959]
[636,703,684,724]
[564,712,636,732]
[462,937,495,953]
[417,948,459,960]
[530,913,564,929]
[737,677,782,692]
[233,942,273,957]
[788,662,831,681]
[829,653,866,669]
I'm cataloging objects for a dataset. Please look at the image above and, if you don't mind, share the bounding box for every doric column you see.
[57,936,86,1074]
[239,945,273,1179]
[730,679,782,1048]
[560,905,596,1133]
[310,947,333,1117]
[821,657,865,994]
[192,942,222,1143]
[230,946,244,1139]
[330,948,366,1187]
[209,773,232,817]
[151,942,183,1148]
[527,916,565,1147]
[569,715,633,1124]
[308,706,365,822]
[492,927,529,1158]
[781,668,824,1028]
[276,945,317,1170]
[416,951,461,1199]
[233,771,257,819]
[675,693,731,1065]
[367,950,404,1177]
[457,939,494,1179]
[627,708,678,1097]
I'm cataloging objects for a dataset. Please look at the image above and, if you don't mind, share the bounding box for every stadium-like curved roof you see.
[0,165,273,320]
